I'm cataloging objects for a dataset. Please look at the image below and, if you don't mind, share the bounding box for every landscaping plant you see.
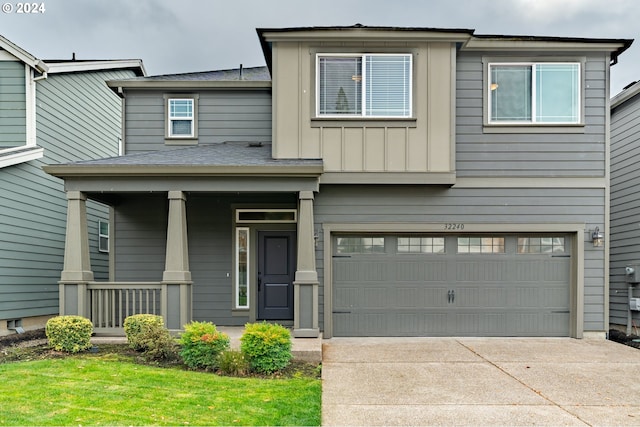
[123,314,177,361]
[240,322,292,374]
[179,321,230,370]
[217,349,249,376]
[45,315,93,353]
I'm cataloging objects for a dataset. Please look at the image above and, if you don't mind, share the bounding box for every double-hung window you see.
[488,63,580,124]
[317,54,412,118]
[168,98,194,137]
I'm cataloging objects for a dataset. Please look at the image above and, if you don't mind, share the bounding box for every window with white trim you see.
[236,227,249,309]
[168,98,194,137]
[489,63,580,124]
[98,220,109,253]
[317,54,412,118]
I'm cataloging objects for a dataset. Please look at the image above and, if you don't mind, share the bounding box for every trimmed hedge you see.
[45,316,93,353]
[240,322,292,374]
[123,314,176,361]
[179,321,230,370]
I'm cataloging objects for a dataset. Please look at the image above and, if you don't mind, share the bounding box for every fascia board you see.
[611,82,640,109]
[260,29,472,43]
[463,38,629,53]
[0,146,44,168]
[46,60,145,75]
[0,35,48,73]
[106,80,271,90]
[43,164,323,178]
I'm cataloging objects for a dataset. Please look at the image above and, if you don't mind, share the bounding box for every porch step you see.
[91,327,323,363]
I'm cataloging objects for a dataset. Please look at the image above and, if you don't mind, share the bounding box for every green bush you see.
[123,314,177,361]
[45,316,93,353]
[179,322,230,370]
[217,350,249,376]
[240,322,292,374]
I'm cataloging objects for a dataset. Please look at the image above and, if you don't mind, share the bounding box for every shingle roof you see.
[67,142,320,167]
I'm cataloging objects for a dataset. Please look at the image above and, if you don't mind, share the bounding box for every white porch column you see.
[293,190,320,338]
[162,191,192,330]
[59,191,93,317]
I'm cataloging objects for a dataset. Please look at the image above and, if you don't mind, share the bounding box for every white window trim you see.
[235,209,298,224]
[316,53,413,119]
[235,227,250,309]
[487,62,581,125]
[167,98,195,138]
[98,220,109,253]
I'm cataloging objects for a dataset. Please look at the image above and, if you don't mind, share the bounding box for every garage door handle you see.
[551,254,570,258]
[332,311,352,314]
[448,290,455,303]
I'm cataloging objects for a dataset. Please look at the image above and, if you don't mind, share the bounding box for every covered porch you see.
[44,142,323,337]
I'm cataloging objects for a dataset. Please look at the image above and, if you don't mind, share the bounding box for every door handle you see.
[258,272,262,292]
[447,290,455,304]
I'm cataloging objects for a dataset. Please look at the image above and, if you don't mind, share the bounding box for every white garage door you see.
[332,234,571,337]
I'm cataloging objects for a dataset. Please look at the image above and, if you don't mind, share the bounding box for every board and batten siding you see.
[0,60,26,148]
[0,69,134,324]
[456,51,608,177]
[610,91,640,326]
[124,89,272,153]
[313,185,606,333]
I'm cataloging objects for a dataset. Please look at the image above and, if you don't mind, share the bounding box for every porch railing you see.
[87,282,163,335]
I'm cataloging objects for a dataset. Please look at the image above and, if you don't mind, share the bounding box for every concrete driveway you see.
[322,337,640,426]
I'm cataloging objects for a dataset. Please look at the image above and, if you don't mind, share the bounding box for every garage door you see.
[332,234,570,337]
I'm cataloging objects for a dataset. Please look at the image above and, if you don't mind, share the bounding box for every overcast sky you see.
[1,0,638,94]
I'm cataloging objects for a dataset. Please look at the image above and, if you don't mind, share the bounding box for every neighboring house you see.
[610,81,640,334]
[45,26,631,339]
[0,35,145,335]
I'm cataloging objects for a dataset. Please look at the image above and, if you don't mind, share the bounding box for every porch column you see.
[161,191,192,330]
[293,190,320,338]
[59,191,93,317]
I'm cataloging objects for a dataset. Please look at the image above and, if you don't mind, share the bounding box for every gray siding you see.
[0,69,134,321]
[456,51,608,177]
[113,193,296,326]
[610,92,640,326]
[0,60,26,148]
[314,185,606,332]
[124,89,272,153]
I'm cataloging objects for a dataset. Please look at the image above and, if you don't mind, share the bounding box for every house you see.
[0,35,145,335]
[44,26,632,338]
[610,81,640,334]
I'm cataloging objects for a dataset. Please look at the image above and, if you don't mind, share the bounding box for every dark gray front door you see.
[258,231,295,320]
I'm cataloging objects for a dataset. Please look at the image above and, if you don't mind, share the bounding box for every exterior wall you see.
[271,41,455,178]
[0,69,134,332]
[610,92,640,326]
[0,60,26,148]
[113,193,297,326]
[313,185,605,333]
[456,51,608,177]
[123,89,272,153]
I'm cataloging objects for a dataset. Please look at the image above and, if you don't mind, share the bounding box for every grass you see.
[0,350,321,426]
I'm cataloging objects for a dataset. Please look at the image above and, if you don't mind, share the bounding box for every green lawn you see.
[0,354,321,426]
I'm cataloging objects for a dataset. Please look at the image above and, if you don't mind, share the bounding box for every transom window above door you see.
[317,54,412,118]
[488,63,580,124]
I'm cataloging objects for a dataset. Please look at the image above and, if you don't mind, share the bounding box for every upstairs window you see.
[168,98,194,137]
[489,63,580,124]
[317,54,412,118]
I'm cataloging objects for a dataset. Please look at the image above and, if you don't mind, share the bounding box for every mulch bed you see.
[608,329,640,349]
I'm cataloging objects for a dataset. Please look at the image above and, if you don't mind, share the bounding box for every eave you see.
[43,164,323,178]
[106,79,271,94]
[45,59,146,76]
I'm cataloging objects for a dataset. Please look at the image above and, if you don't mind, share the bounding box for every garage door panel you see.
[332,234,571,337]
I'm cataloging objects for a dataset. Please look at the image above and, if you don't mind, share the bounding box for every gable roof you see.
[0,35,48,73]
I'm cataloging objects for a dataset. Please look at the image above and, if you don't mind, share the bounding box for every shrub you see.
[179,322,230,370]
[45,316,93,353]
[217,350,249,376]
[240,322,292,374]
[123,314,177,361]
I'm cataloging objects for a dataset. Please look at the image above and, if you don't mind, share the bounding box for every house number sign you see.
[444,223,465,230]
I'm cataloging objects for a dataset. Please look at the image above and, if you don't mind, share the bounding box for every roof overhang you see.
[611,81,640,109]
[0,34,48,73]
[45,59,146,76]
[106,79,271,95]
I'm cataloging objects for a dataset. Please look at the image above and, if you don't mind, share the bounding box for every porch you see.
[44,142,324,338]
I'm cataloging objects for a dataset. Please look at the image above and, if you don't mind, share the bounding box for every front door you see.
[257,231,295,320]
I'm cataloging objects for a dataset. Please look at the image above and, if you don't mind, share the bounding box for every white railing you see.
[87,282,163,335]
